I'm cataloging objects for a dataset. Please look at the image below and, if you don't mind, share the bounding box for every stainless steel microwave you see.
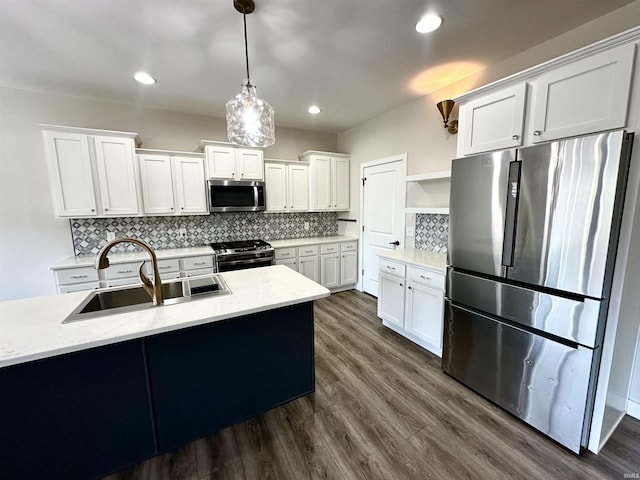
[207,179,266,212]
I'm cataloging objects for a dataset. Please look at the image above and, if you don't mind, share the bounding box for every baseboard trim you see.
[627,399,640,420]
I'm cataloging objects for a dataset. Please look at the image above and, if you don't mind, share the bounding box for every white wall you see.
[0,87,336,301]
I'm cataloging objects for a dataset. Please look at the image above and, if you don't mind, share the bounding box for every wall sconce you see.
[436,99,458,134]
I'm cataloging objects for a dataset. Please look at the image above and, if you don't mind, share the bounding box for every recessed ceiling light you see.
[416,14,442,33]
[308,105,322,115]
[134,72,157,85]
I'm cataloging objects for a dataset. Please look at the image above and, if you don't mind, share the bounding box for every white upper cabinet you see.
[138,154,175,214]
[528,43,635,143]
[264,162,288,212]
[43,131,97,217]
[264,161,310,213]
[173,156,207,214]
[299,151,350,211]
[202,142,264,181]
[459,83,526,155]
[138,151,207,216]
[456,41,636,156]
[42,127,140,218]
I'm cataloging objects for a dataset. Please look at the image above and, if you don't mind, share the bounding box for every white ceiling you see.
[0,0,634,133]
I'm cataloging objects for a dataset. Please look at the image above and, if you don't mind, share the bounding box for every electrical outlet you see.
[406,226,414,237]
[106,232,116,241]
[304,222,310,230]
[178,228,187,239]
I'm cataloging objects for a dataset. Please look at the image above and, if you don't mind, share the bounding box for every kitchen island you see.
[0,266,329,480]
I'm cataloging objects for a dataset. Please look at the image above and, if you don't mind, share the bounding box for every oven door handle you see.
[216,256,273,268]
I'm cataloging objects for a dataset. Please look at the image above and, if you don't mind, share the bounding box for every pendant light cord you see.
[243,8,252,87]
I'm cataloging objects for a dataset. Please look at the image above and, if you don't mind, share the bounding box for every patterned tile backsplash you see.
[71,212,338,256]
[414,213,448,253]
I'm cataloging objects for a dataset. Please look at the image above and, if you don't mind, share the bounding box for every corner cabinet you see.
[200,141,264,181]
[377,257,445,357]
[299,151,350,211]
[41,126,141,218]
[456,42,636,156]
[264,160,309,212]
[137,150,208,216]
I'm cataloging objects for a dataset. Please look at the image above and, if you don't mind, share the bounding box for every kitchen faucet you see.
[95,237,164,306]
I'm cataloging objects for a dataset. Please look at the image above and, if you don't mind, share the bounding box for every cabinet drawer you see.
[105,277,141,288]
[275,247,297,260]
[181,267,214,277]
[58,282,101,293]
[298,245,319,257]
[104,262,141,280]
[55,267,99,285]
[180,255,214,271]
[144,258,180,275]
[378,258,406,278]
[320,243,340,254]
[407,266,445,290]
[341,241,357,252]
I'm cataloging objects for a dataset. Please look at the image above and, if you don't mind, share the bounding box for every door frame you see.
[359,154,407,294]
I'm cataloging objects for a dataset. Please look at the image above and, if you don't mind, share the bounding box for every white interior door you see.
[361,156,406,296]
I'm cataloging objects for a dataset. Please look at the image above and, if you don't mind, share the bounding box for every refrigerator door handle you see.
[502,161,521,267]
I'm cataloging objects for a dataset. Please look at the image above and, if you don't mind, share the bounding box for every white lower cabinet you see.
[377,258,445,356]
[274,240,358,289]
[53,254,214,293]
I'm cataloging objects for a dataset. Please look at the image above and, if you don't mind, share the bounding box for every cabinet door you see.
[340,251,358,285]
[378,272,405,327]
[237,149,264,180]
[298,255,320,283]
[173,156,207,214]
[138,154,175,214]
[309,155,332,210]
[206,146,237,178]
[459,83,526,155]
[43,131,97,217]
[529,44,635,144]
[93,136,139,216]
[264,162,288,212]
[332,157,350,210]
[320,253,340,288]
[275,257,297,270]
[288,164,309,211]
[405,281,444,353]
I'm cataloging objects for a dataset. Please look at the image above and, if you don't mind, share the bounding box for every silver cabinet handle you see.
[420,275,431,280]
[386,265,396,270]
[70,274,88,279]
[533,130,541,136]
[193,262,206,266]
[512,135,519,140]
[117,270,133,274]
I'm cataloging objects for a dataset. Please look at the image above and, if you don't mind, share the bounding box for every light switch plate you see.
[406,226,414,237]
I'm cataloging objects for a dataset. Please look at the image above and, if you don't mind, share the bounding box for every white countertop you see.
[269,236,358,249]
[0,265,330,368]
[377,248,447,272]
[50,246,214,270]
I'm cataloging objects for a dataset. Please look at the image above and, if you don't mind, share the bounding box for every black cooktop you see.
[211,239,272,254]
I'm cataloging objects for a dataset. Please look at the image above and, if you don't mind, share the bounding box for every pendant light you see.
[226,0,275,147]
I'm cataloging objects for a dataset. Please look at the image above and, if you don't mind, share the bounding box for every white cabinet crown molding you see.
[453,26,640,104]
[37,124,141,147]
[137,148,203,158]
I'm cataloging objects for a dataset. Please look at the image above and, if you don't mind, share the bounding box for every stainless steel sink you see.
[63,275,231,323]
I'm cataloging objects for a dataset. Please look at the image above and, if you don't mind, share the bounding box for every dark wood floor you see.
[105,290,640,480]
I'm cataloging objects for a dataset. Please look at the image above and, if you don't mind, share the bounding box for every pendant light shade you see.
[226,0,275,147]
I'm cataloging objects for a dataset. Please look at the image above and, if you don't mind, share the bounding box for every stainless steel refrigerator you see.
[443,130,634,453]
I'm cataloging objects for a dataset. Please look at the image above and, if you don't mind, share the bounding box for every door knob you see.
[389,240,400,246]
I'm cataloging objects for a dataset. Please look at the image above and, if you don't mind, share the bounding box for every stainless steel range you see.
[211,239,274,272]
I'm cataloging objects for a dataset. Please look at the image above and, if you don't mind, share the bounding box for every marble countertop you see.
[269,236,358,249]
[50,246,215,270]
[0,265,330,368]
[377,249,447,272]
